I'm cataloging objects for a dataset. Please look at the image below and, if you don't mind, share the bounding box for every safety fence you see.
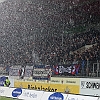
[0,86,100,100]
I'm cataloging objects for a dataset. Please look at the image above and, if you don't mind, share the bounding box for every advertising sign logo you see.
[0,76,7,86]
[80,79,100,96]
[48,92,64,100]
[23,90,37,98]
[12,88,22,97]
[81,81,100,89]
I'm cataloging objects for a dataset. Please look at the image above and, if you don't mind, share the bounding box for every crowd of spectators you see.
[33,29,100,76]
[35,29,100,64]
[0,0,100,77]
[1,29,100,76]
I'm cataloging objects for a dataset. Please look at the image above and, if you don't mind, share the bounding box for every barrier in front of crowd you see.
[14,77,100,96]
[0,86,99,100]
[14,77,80,94]
[1,75,100,97]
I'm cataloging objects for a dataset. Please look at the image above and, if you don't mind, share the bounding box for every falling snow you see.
[0,0,100,69]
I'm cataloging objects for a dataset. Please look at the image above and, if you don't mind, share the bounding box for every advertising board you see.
[0,86,99,100]
[40,92,67,100]
[80,78,100,96]
[0,87,9,96]
[0,76,14,87]
[50,77,79,85]
[0,86,44,100]
[0,87,22,98]
[66,94,98,100]
[14,77,80,94]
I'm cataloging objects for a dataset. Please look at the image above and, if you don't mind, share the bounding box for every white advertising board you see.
[66,94,98,100]
[80,78,100,96]
[0,86,99,100]
[18,89,44,100]
[0,87,9,97]
[40,92,68,100]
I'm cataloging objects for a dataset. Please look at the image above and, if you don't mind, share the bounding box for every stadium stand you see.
[0,0,100,77]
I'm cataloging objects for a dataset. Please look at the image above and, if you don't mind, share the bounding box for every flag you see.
[53,65,59,75]
[71,65,76,75]
[75,64,80,75]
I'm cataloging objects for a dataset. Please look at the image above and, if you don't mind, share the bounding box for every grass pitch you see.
[0,96,20,100]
